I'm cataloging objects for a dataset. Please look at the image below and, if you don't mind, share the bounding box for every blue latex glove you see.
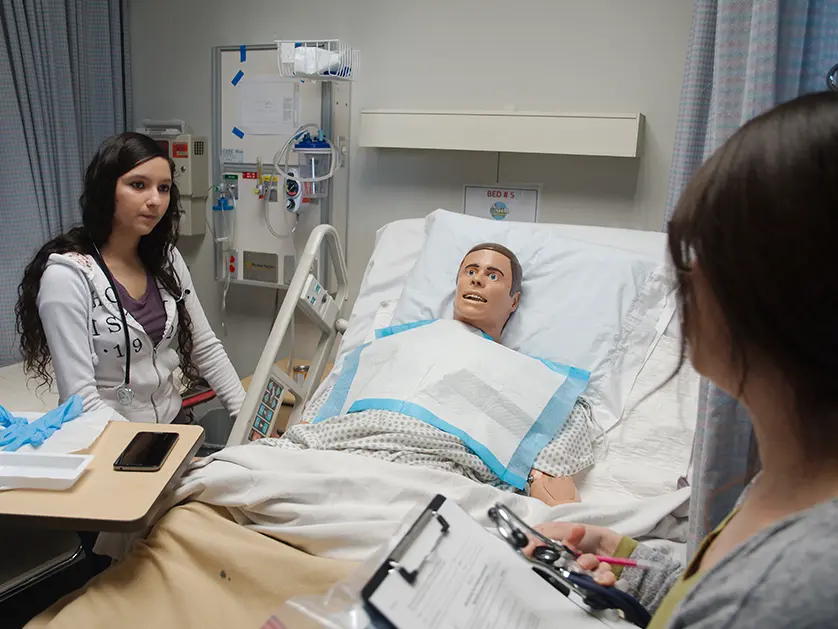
[0,406,28,435]
[0,406,27,428]
[0,395,84,452]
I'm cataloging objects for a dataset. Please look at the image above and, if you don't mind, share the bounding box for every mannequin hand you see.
[529,471,580,506]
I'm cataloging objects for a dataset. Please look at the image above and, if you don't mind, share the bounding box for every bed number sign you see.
[463,185,540,223]
[249,378,283,441]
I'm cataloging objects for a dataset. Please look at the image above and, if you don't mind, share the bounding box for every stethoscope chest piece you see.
[532,545,561,564]
[116,385,134,406]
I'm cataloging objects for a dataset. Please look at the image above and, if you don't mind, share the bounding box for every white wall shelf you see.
[359,110,644,158]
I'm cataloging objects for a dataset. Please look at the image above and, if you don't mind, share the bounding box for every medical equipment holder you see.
[211,42,352,315]
[276,39,360,82]
[226,224,349,446]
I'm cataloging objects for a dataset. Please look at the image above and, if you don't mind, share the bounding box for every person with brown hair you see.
[16,133,244,425]
[528,91,838,628]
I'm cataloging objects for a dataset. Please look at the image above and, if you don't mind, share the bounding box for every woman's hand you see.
[532,521,623,557]
[525,522,623,586]
[574,555,617,586]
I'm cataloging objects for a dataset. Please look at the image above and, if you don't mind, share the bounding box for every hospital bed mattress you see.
[26,502,353,629]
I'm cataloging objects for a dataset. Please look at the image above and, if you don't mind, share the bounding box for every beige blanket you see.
[27,503,355,629]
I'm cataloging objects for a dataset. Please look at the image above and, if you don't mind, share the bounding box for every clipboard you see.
[361,495,625,629]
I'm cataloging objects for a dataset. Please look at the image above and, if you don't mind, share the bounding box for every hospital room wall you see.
[128,0,693,376]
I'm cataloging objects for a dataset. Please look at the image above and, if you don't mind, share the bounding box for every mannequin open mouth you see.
[463,293,487,303]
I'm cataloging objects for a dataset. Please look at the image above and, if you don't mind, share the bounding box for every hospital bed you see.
[14,211,700,628]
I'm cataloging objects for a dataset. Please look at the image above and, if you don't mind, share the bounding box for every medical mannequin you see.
[453,243,581,506]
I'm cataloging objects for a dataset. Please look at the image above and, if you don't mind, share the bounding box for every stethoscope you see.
[90,247,191,408]
[91,246,135,406]
[488,504,652,628]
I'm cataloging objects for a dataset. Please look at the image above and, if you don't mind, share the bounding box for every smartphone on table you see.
[113,431,179,472]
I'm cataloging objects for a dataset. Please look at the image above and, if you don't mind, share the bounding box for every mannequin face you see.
[453,249,520,342]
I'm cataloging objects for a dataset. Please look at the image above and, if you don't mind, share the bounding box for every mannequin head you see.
[453,243,522,342]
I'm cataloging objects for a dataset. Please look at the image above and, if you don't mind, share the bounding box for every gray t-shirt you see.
[115,274,166,345]
[621,497,838,628]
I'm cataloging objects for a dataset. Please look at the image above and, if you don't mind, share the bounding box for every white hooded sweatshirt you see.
[36,248,245,423]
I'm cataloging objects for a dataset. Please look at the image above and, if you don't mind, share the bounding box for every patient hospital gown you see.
[261,388,596,491]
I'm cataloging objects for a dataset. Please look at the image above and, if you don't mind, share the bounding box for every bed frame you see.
[226,225,349,446]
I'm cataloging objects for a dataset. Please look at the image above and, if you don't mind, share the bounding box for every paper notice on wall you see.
[221,148,244,164]
[236,75,298,136]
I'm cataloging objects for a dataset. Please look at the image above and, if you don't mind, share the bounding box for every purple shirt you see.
[115,274,167,345]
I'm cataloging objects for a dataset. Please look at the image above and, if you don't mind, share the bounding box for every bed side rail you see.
[226,224,349,446]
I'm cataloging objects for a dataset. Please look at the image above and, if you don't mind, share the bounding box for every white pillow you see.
[391,210,673,431]
[319,219,426,392]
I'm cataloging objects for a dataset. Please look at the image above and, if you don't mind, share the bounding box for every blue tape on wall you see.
[232,127,245,139]
[231,70,244,86]
[240,45,247,62]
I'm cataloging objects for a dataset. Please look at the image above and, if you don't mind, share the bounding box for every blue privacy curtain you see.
[0,0,131,365]
[665,0,838,556]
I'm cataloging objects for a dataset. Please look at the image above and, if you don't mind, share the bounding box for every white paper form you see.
[236,75,298,136]
[367,498,621,629]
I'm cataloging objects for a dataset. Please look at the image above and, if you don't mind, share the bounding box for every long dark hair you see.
[667,91,838,448]
[16,132,200,390]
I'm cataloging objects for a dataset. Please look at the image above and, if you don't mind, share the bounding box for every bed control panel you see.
[299,274,339,329]
[249,377,284,441]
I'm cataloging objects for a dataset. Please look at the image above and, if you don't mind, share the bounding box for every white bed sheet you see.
[99,442,690,565]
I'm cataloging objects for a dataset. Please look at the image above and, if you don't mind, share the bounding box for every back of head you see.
[668,91,838,444]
